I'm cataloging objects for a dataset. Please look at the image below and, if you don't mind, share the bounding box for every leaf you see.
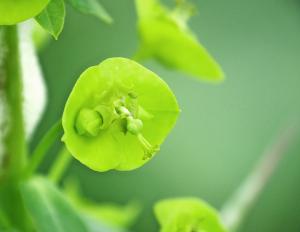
[67,0,113,24]
[0,0,50,25]
[35,0,66,39]
[32,21,51,51]
[65,178,141,228]
[83,216,129,232]
[62,57,180,171]
[20,176,89,232]
[135,0,224,82]
[154,198,227,232]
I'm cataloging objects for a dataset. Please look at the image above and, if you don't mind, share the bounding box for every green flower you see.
[154,198,227,232]
[62,57,180,171]
[0,0,50,25]
[135,0,224,82]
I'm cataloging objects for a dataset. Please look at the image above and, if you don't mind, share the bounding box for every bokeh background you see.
[31,0,300,231]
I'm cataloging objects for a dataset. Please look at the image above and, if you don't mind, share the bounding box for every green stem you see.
[220,123,299,231]
[24,120,62,178]
[49,147,72,184]
[1,25,27,179]
[0,25,32,232]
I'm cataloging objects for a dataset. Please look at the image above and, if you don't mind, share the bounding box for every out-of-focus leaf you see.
[83,215,129,232]
[0,209,11,231]
[67,0,113,24]
[135,0,224,82]
[32,21,51,51]
[20,176,89,232]
[35,0,65,39]
[65,178,140,229]
[154,198,227,232]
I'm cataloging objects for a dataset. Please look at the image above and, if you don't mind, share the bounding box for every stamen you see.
[115,98,159,160]
[137,134,159,160]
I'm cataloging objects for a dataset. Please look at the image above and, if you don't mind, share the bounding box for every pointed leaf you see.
[68,0,113,24]
[35,0,65,39]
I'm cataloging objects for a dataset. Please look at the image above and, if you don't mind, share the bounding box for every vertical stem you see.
[1,25,27,179]
[220,123,298,232]
[49,147,72,184]
[0,25,31,231]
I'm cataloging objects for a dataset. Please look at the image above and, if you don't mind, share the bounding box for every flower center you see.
[75,91,159,159]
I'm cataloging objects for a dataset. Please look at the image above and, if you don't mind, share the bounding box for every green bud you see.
[75,108,103,137]
[127,118,143,135]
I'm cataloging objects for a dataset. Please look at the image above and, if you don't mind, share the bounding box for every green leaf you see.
[20,176,89,232]
[135,0,224,82]
[65,178,141,228]
[0,0,50,25]
[35,0,66,40]
[83,216,129,232]
[154,198,227,232]
[62,57,180,171]
[67,0,113,24]
[32,21,51,51]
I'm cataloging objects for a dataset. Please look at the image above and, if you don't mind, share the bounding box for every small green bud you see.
[75,108,103,137]
[115,106,131,118]
[127,118,143,135]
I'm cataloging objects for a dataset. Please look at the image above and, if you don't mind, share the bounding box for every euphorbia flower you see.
[135,0,224,82]
[62,57,180,171]
[155,198,227,232]
[0,0,50,25]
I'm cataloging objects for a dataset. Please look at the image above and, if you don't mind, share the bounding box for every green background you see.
[33,0,300,231]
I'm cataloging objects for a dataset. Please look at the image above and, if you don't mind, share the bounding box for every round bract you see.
[62,57,179,171]
[0,0,49,25]
[154,198,227,232]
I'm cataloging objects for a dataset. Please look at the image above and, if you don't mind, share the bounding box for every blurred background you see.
[31,0,300,231]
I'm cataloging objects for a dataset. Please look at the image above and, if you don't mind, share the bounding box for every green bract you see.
[65,178,140,228]
[135,0,224,82]
[62,57,180,171]
[154,198,227,232]
[0,0,50,25]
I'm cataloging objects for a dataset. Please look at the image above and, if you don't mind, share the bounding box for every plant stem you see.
[220,122,299,232]
[1,25,27,179]
[0,25,32,232]
[24,120,62,178]
[49,147,72,184]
